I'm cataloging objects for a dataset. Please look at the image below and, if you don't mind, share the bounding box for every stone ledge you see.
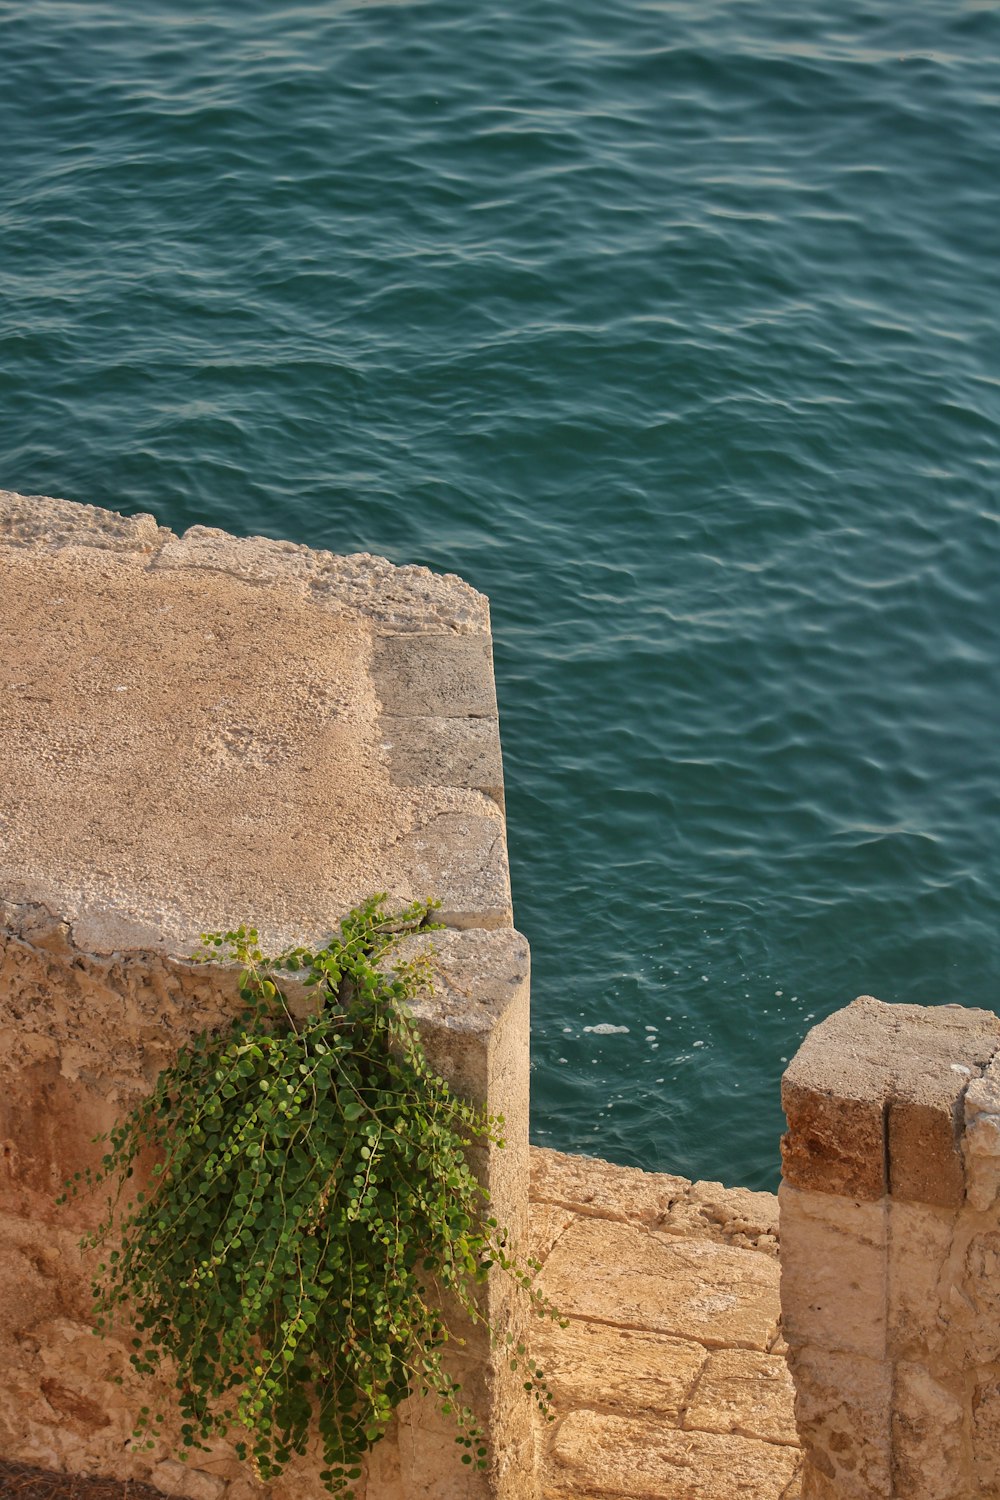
[530,1145,779,1254]
[781,996,1000,1205]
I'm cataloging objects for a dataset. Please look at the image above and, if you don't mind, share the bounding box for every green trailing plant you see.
[61,896,559,1495]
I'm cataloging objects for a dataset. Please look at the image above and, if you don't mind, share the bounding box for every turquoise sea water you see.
[2,2,998,1189]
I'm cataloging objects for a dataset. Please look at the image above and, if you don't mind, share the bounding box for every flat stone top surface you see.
[1,491,510,953]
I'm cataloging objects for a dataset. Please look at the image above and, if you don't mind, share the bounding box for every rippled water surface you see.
[3,1,998,1187]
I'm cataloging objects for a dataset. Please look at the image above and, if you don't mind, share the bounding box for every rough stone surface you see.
[530,1146,780,1254]
[381,714,504,806]
[779,1183,887,1361]
[530,1317,707,1420]
[781,995,1000,1204]
[529,1149,797,1500]
[0,489,506,954]
[891,1362,966,1500]
[885,1199,957,1365]
[683,1348,798,1447]
[786,1348,892,1499]
[0,493,527,1500]
[971,1376,1000,1494]
[545,1411,800,1500]
[963,1055,1000,1212]
[540,1215,780,1352]
[781,997,1000,1500]
[371,633,498,717]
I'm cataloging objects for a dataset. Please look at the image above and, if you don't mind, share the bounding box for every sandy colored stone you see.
[683,1347,797,1446]
[971,1376,1000,1494]
[0,493,534,1500]
[0,490,503,955]
[778,1183,887,1361]
[393,812,511,930]
[372,632,498,717]
[532,1316,706,1419]
[526,1200,577,1269]
[885,1199,956,1364]
[891,1363,965,1500]
[151,1461,226,1500]
[151,518,489,634]
[781,996,1000,1205]
[958,1228,1000,1367]
[530,1146,693,1227]
[545,1410,800,1499]
[785,1347,891,1499]
[381,714,504,805]
[538,1215,780,1352]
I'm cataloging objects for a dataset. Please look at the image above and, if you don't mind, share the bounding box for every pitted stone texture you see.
[381,715,504,804]
[531,1317,706,1420]
[0,491,168,551]
[529,1146,779,1252]
[544,1411,800,1500]
[0,492,507,953]
[393,812,511,931]
[153,523,489,634]
[782,996,1000,1205]
[891,1362,966,1500]
[963,1055,1000,1212]
[539,1215,780,1351]
[683,1348,798,1447]
[372,633,497,716]
[786,1348,892,1499]
[779,1184,887,1361]
[971,1377,1000,1494]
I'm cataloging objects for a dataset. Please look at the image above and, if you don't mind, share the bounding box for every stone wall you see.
[0,492,532,1500]
[780,995,1000,1499]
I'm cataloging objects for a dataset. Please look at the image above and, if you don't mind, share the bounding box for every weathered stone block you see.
[394,812,512,930]
[891,1362,966,1500]
[539,1214,780,1351]
[546,1409,800,1500]
[531,1316,706,1420]
[781,997,893,1200]
[963,1056,1000,1212]
[782,996,1000,1206]
[779,1183,887,1361]
[959,1229,1000,1367]
[529,1144,690,1226]
[372,632,498,717]
[885,1199,956,1364]
[785,1347,892,1499]
[971,1376,1000,1495]
[381,714,504,804]
[683,1346,798,1446]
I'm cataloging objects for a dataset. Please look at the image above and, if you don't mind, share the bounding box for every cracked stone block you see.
[546,1410,800,1500]
[779,1183,887,1361]
[381,713,504,804]
[781,996,1000,1206]
[683,1347,798,1447]
[891,1362,966,1500]
[538,1214,780,1352]
[372,632,497,717]
[532,1316,706,1420]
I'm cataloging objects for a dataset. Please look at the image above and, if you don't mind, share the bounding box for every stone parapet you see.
[780,996,1000,1499]
[0,492,530,1499]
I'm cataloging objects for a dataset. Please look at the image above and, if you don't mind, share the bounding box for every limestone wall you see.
[780,996,1000,1499]
[0,492,531,1500]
